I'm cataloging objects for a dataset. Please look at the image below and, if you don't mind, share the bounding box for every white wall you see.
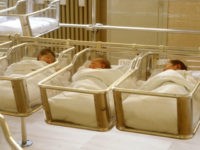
[107,0,200,47]
[107,0,168,45]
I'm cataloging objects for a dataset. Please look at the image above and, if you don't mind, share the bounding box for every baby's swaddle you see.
[4,60,48,76]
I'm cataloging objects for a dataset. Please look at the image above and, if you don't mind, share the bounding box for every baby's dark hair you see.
[170,59,187,70]
[37,48,55,61]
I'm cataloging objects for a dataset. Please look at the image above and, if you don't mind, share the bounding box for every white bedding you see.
[49,66,126,127]
[0,17,58,36]
[123,69,199,134]
[0,60,55,112]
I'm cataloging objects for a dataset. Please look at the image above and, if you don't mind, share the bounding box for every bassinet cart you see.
[0,113,22,150]
[113,46,200,139]
[39,40,140,131]
[0,0,60,37]
[0,37,76,147]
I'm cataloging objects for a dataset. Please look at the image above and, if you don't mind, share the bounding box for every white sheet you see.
[123,69,198,134]
[49,67,126,127]
[0,60,55,112]
[0,17,58,36]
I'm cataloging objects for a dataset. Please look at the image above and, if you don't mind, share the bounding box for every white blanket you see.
[0,60,55,112]
[0,17,58,36]
[49,67,125,127]
[140,69,196,92]
[72,67,124,87]
[123,69,198,134]
[4,59,48,75]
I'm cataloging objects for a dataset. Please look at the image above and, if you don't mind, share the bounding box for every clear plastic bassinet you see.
[0,0,60,37]
[0,36,76,147]
[113,46,200,139]
[39,40,140,131]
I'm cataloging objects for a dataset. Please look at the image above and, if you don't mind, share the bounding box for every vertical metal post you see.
[20,117,32,147]
[91,0,97,41]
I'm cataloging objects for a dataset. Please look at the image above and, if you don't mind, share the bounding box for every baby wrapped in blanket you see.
[139,69,197,94]
[49,58,128,127]
[0,49,56,112]
[134,59,197,93]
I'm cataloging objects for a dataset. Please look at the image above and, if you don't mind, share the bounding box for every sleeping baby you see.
[139,59,197,93]
[4,48,56,76]
[0,48,56,112]
[88,57,111,69]
[163,59,187,71]
[71,57,121,88]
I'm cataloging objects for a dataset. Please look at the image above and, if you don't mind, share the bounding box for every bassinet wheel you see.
[19,140,33,147]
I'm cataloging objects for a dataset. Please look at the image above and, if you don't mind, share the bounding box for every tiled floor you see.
[1,109,200,150]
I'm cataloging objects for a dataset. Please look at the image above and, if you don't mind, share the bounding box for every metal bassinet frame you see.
[113,47,200,139]
[39,40,141,131]
[0,36,76,147]
[0,0,60,37]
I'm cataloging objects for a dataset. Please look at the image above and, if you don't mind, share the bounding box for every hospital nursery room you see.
[0,0,200,150]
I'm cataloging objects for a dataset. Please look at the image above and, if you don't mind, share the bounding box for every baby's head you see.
[37,48,56,64]
[164,59,187,71]
[89,57,111,69]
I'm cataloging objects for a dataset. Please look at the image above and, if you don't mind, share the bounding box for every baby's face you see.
[89,60,104,69]
[163,62,178,71]
[39,53,55,64]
